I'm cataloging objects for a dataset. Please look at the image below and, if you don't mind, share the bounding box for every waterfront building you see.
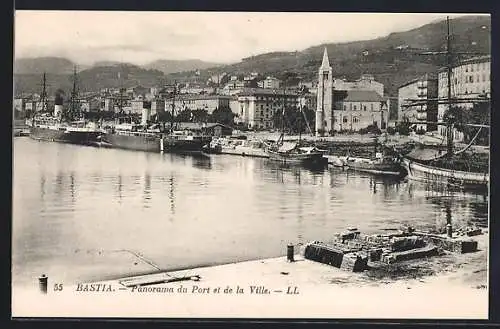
[332,90,388,132]
[165,94,231,115]
[437,55,490,141]
[398,74,438,132]
[237,88,299,129]
[176,122,233,137]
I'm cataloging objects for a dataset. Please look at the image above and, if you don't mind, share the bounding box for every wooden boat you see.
[266,141,327,165]
[398,17,489,190]
[345,152,404,176]
[401,157,488,188]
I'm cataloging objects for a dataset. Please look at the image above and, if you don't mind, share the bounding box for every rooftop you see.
[335,90,384,102]
[237,88,300,97]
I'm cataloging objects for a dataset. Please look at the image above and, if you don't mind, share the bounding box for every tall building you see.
[237,88,299,129]
[398,74,438,132]
[437,55,490,141]
[315,47,333,136]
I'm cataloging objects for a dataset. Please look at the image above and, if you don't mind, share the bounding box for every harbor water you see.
[12,138,488,287]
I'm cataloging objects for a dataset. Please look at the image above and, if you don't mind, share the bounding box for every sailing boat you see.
[400,17,490,189]
[265,87,327,166]
[29,69,101,145]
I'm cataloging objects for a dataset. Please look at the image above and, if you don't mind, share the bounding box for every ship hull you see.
[268,151,327,166]
[100,133,161,152]
[29,126,100,145]
[402,158,489,188]
[346,158,403,176]
[162,136,209,154]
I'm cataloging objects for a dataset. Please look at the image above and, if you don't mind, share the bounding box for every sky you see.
[14,12,483,65]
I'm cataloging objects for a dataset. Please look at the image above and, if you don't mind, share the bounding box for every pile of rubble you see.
[302,225,482,273]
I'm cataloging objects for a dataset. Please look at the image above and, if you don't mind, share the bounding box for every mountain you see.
[14,57,77,75]
[142,59,222,74]
[14,64,166,96]
[191,15,490,97]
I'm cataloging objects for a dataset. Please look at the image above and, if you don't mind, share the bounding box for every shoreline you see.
[12,232,488,318]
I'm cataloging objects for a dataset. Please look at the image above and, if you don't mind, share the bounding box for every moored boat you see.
[401,157,488,188]
[345,152,404,176]
[28,71,101,146]
[100,122,161,152]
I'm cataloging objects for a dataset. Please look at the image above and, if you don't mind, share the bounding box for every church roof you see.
[320,47,331,69]
[338,90,384,102]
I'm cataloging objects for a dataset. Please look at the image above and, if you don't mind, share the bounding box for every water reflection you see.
[143,172,151,208]
[13,138,489,286]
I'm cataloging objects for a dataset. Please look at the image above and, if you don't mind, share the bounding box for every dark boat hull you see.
[162,136,209,154]
[346,159,403,176]
[29,127,100,145]
[101,133,161,152]
[268,151,327,166]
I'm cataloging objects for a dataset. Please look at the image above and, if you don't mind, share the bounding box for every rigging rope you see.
[453,122,486,155]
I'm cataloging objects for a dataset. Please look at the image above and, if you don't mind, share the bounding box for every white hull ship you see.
[402,157,488,188]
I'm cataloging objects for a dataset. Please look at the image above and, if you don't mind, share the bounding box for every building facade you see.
[165,95,231,115]
[258,76,281,89]
[237,88,299,129]
[333,74,385,97]
[332,90,388,131]
[398,74,438,132]
[437,55,491,141]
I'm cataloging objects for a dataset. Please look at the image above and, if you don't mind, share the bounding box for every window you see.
[469,76,474,83]
[343,104,347,111]
[343,117,348,123]
[353,117,359,123]
[363,105,367,111]
[471,64,474,72]
[370,104,374,111]
[353,105,357,110]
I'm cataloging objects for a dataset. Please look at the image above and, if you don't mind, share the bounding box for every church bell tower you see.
[316,47,333,136]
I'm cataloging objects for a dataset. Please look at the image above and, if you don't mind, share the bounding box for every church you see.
[315,48,389,136]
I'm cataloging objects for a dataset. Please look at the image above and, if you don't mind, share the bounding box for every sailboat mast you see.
[446,16,454,159]
[171,81,176,133]
[70,66,78,120]
[41,73,47,113]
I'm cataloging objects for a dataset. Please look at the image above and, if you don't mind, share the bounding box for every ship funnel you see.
[141,108,151,125]
[54,89,65,117]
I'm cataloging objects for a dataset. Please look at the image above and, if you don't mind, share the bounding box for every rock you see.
[340,252,368,272]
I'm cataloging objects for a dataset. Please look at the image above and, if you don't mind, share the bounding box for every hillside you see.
[142,59,222,74]
[14,64,166,95]
[14,57,77,75]
[190,15,490,97]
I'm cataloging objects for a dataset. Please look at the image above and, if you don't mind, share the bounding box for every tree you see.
[396,118,411,136]
[175,109,192,122]
[210,107,235,126]
[443,102,490,145]
[192,109,210,123]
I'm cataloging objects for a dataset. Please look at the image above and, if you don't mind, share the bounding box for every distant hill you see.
[14,64,166,95]
[14,57,77,75]
[142,59,221,74]
[192,15,491,97]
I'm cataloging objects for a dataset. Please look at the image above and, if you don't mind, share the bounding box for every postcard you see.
[12,11,490,319]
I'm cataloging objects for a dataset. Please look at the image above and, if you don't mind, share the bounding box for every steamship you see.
[100,83,209,153]
[29,72,101,145]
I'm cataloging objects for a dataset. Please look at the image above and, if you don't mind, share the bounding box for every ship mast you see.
[41,72,48,114]
[68,66,79,121]
[445,16,454,160]
[171,81,176,133]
